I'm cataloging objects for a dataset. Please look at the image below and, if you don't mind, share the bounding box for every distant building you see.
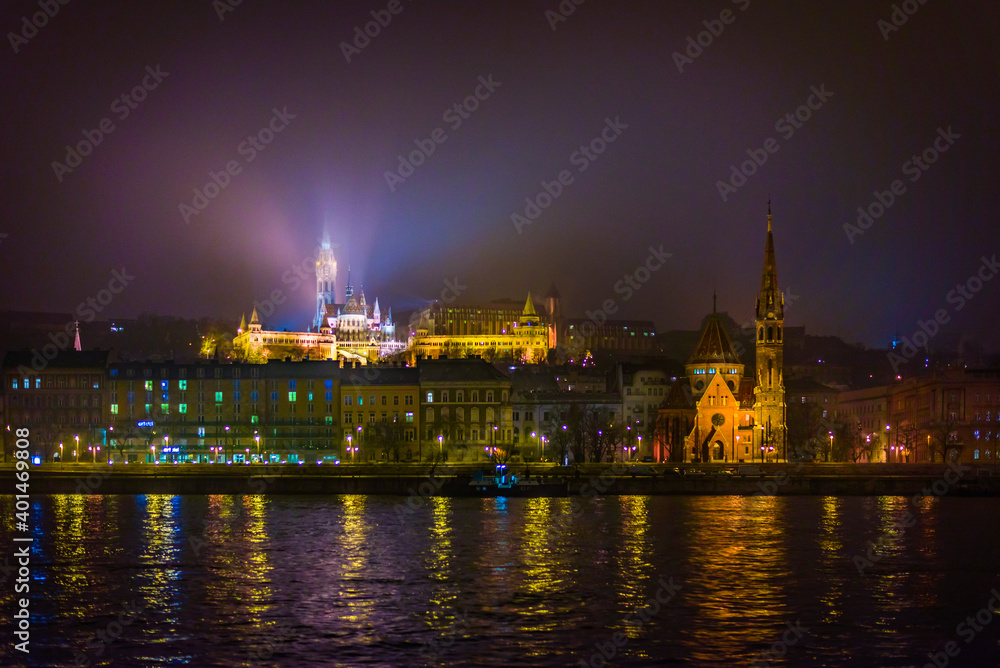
[2,350,110,462]
[837,367,1000,464]
[234,230,404,364]
[407,294,549,365]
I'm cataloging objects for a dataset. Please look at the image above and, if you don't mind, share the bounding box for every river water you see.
[1,494,999,667]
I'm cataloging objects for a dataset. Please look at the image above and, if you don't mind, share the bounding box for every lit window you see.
[110,403,118,414]
[179,380,187,390]
[427,392,433,403]
[179,404,187,414]
[289,392,297,402]
[161,403,169,414]
[215,391,223,402]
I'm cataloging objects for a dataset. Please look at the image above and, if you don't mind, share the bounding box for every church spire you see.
[756,203,782,320]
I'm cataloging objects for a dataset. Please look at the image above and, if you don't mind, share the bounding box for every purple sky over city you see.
[2,0,998,349]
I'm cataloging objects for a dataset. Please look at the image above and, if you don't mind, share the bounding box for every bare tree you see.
[928,413,962,463]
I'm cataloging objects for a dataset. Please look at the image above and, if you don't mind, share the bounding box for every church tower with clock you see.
[753,203,787,458]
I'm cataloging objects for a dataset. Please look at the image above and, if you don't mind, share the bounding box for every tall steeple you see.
[753,201,786,460]
[345,267,353,300]
[314,224,337,331]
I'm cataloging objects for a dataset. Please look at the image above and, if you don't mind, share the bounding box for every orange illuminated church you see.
[655,206,787,462]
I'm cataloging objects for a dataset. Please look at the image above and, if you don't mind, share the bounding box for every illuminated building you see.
[407,293,549,365]
[233,232,405,364]
[753,203,788,457]
[2,350,109,461]
[654,206,787,463]
[418,358,513,462]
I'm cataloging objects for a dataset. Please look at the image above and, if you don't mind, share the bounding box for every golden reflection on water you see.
[614,496,654,616]
[683,496,789,659]
[52,495,125,624]
[818,496,845,623]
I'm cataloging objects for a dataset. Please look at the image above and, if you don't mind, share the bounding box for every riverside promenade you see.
[2,461,999,496]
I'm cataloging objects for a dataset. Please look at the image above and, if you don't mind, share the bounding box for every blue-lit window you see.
[127,391,135,403]
[325,380,333,390]
[271,392,279,402]
[11,379,17,389]
[289,380,296,390]
[308,392,314,401]
[357,396,363,406]
[251,391,258,402]
[325,391,333,401]
[234,391,241,402]
[161,380,168,390]
[110,369,118,378]
[162,392,169,402]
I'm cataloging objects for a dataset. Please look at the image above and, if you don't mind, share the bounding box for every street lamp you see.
[438,434,443,461]
[347,434,353,463]
[59,442,63,462]
[255,433,261,463]
[885,423,892,461]
[828,431,834,462]
[75,434,79,463]
[151,444,157,464]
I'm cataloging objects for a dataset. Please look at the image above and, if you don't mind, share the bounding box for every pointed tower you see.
[345,267,353,300]
[753,202,786,459]
[519,292,540,327]
[73,321,82,352]
[314,225,337,331]
[249,306,262,332]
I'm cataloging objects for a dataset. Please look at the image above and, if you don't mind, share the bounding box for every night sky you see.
[2,0,998,350]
